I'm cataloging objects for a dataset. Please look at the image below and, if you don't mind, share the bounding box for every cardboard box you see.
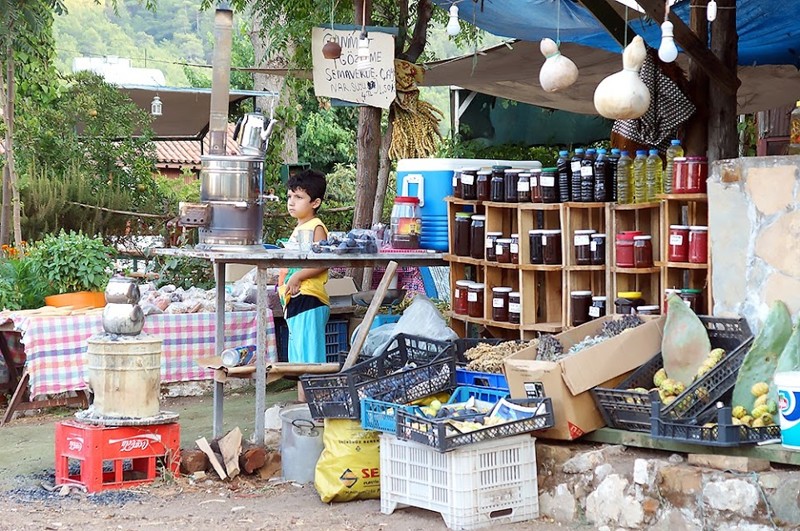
[326,277,358,307]
[504,315,666,440]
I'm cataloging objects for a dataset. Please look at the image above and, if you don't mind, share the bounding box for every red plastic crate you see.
[55,420,180,493]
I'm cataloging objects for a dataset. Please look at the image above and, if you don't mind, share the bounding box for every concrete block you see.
[708,180,751,315]
[755,210,800,278]
[745,165,797,216]
[688,454,771,473]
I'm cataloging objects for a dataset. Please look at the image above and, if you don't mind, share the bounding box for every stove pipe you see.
[209,6,233,155]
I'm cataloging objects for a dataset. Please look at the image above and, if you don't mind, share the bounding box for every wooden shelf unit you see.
[564,203,610,327]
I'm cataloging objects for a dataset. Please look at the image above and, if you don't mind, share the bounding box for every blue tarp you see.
[434,0,800,67]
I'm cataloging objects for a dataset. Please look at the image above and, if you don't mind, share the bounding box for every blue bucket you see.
[775,371,800,450]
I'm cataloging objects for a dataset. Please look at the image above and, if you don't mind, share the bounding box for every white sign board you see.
[311,27,396,109]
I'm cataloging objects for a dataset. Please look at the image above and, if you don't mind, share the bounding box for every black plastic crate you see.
[301,333,456,419]
[651,402,781,447]
[591,316,753,432]
[395,397,555,452]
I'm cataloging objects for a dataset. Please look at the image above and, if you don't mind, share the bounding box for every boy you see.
[278,169,330,363]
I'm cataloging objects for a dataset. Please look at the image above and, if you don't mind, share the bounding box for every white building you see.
[72,56,166,86]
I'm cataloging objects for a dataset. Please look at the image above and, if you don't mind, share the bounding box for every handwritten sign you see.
[311,27,396,109]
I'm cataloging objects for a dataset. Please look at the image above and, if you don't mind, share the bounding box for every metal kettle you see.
[234,109,275,156]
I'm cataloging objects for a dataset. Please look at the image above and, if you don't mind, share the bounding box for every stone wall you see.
[709,156,800,333]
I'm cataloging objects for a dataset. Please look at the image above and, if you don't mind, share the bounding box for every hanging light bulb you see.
[658,21,678,63]
[356,35,370,70]
[150,95,162,117]
[707,0,717,22]
[446,4,461,37]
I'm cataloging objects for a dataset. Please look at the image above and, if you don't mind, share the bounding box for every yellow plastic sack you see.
[314,419,380,503]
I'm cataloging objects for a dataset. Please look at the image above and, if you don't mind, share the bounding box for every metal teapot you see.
[234,109,276,156]
[105,276,141,305]
[103,303,145,335]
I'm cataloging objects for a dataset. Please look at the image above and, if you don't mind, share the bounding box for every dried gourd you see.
[661,293,711,386]
[593,35,650,120]
[538,38,578,93]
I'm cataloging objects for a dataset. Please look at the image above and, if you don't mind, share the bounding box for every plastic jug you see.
[646,149,663,201]
[664,139,684,194]
[632,150,647,204]
[616,150,633,204]
[280,404,324,483]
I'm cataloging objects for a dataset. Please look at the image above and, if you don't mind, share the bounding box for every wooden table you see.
[155,246,446,443]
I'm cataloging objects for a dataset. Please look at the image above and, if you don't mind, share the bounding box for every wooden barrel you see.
[87,336,162,418]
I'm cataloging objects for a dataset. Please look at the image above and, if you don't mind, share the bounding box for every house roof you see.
[155,123,242,170]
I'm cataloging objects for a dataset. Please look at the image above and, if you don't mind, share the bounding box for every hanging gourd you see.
[593,35,650,120]
[538,38,579,93]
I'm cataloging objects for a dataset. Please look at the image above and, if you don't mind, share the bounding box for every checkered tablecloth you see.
[8,310,274,397]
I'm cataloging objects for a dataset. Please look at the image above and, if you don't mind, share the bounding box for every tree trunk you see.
[372,117,393,226]
[249,11,297,164]
[7,54,20,246]
[684,0,709,157]
[707,0,738,161]
[0,50,12,245]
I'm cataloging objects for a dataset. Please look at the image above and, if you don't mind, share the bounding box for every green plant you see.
[0,247,48,310]
[147,254,215,290]
[26,230,115,295]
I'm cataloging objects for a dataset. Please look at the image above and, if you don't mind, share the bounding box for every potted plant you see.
[27,230,115,308]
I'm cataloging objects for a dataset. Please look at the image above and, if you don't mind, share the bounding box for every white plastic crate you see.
[380,433,539,530]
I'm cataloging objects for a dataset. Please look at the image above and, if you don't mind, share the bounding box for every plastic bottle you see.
[581,149,596,202]
[557,150,571,203]
[632,149,648,204]
[790,102,800,155]
[616,150,633,204]
[570,148,585,202]
[608,148,621,202]
[646,149,663,200]
[664,139,684,194]
[593,148,609,202]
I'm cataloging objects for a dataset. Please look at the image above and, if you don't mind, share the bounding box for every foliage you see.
[438,135,560,167]
[296,110,356,172]
[147,243,215,290]
[26,229,115,295]
[0,243,48,310]
[153,172,200,204]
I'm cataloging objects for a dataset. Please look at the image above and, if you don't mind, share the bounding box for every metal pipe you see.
[209,7,233,155]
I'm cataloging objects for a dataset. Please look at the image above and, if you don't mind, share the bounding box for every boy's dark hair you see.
[287,169,327,211]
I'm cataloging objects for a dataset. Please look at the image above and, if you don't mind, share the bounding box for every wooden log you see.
[179,448,210,475]
[684,0,709,157]
[218,427,243,479]
[239,445,268,475]
[258,451,282,479]
[196,437,228,480]
[581,0,638,47]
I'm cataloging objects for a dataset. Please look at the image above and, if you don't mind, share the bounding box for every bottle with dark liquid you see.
[580,149,595,202]
[593,148,609,202]
[570,148,584,202]
[557,150,571,203]
[608,148,621,202]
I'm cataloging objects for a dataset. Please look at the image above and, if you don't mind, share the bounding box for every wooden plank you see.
[707,0,738,161]
[684,0,709,156]
[218,427,242,479]
[196,436,228,480]
[581,0,638,47]
[634,0,739,94]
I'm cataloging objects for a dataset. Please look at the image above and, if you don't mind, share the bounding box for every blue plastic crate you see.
[456,368,509,391]
[447,385,509,405]
[325,319,349,356]
[372,313,401,329]
[360,397,416,434]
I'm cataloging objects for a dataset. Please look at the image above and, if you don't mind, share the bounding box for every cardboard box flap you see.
[326,277,358,296]
[559,316,666,395]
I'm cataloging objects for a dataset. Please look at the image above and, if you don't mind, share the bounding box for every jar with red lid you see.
[688,226,708,263]
[492,287,512,322]
[673,157,708,194]
[390,196,421,249]
[467,283,485,318]
[668,225,690,262]
[633,235,654,268]
[615,230,642,267]
[453,280,472,315]
[510,233,520,264]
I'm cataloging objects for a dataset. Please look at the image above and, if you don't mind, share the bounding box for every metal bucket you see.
[279,404,324,483]
[86,336,162,418]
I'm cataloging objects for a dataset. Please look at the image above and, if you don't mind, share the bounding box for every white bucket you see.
[774,371,800,450]
[279,404,324,483]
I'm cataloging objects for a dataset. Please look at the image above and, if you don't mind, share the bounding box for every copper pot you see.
[322,40,342,59]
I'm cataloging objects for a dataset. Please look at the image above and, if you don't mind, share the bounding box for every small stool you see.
[55,420,180,492]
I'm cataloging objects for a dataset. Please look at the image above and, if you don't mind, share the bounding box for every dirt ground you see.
[0,390,580,531]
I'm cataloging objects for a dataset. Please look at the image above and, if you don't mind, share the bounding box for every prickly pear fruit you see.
[751,381,769,397]
[732,405,747,419]
[653,368,668,387]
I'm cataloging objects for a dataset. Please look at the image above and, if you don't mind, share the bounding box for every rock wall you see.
[709,156,800,333]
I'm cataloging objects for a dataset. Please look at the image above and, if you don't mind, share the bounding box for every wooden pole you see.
[684,0,709,157]
[707,0,738,161]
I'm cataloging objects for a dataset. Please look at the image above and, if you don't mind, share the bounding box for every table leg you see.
[213,261,226,438]
[254,264,268,445]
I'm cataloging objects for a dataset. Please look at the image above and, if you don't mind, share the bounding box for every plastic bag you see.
[314,419,380,503]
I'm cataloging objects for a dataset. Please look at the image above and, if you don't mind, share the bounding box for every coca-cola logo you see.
[67,436,84,452]
[108,433,162,452]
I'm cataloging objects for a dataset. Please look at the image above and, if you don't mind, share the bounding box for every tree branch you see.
[396,0,409,56]
[400,0,433,63]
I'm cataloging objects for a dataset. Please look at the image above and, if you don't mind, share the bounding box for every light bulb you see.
[658,21,678,63]
[446,4,461,37]
[356,36,370,70]
[707,0,717,21]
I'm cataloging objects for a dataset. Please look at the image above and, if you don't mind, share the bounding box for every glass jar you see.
[680,288,704,313]
[633,235,654,268]
[540,168,558,203]
[485,231,502,262]
[490,166,509,202]
[510,233,520,264]
[615,230,642,267]
[668,225,690,262]
[453,212,473,256]
[470,215,486,260]
[590,233,607,265]
[453,280,472,315]
[589,296,607,320]
[571,291,593,326]
[673,157,708,194]
[496,238,513,264]
[504,169,521,203]
[542,229,563,265]
[615,291,644,314]
[663,288,681,314]
[460,168,478,200]
[390,196,421,249]
[452,170,462,199]
[517,173,532,203]
[636,305,661,316]
[476,170,492,201]
[509,291,521,324]
[574,229,595,265]
[529,229,544,264]
[492,287,512,322]
[530,168,543,203]
[467,283,485,318]
[688,226,708,264]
